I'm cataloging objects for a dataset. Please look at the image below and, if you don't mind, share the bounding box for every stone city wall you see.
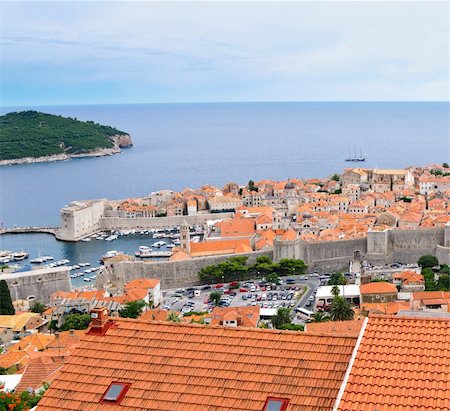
[100,212,234,231]
[274,224,450,271]
[1,267,71,304]
[390,227,444,263]
[96,250,273,289]
[274,237,367,273]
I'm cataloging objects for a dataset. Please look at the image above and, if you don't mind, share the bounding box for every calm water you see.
[0,102,448,288]
[0,232,172,288]
[1,101,448,226]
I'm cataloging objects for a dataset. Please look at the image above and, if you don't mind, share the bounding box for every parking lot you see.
[162,274,321,317]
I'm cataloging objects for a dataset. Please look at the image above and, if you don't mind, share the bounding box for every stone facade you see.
[274,222,450,272]
[57,199,106,241]
[1,266,71,304]
[96,250,273,290]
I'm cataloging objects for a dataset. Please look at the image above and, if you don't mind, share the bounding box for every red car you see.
[239,288,248,292]
[213,283,224,289]
[229,281,239,287]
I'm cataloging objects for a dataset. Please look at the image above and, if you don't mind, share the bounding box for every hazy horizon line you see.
[2,100,449,110]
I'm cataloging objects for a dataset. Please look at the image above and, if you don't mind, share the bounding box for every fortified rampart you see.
[96,250,273,289]
[100,212,234,231]
[1,266,71,304]
[274,237,367,273]
[274,223,450,271]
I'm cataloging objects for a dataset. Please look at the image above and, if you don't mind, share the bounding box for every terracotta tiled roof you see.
[361,301,410,315]
[16,354,65,392]
[412,291,450,301]
[337,315,450,411]
[209,306,260,327]
[190,239,252,257]
[124,278,160,289]
[305,320,364,337]
[38,319,357,410]
[0,350,29,369]
[359,282,398,294]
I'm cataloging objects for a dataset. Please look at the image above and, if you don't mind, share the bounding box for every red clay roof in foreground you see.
[38,319,357,411]
[337,315,450,411]
[305,320,364,337]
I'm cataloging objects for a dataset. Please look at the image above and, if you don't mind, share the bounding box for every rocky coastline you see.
[0,134,133,166]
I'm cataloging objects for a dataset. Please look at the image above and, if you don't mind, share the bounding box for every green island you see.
[0,111,132,164]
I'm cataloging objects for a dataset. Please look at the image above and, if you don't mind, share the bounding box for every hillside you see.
[0,111,132,163]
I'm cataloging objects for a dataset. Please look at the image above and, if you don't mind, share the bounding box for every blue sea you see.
[0,102,448,287]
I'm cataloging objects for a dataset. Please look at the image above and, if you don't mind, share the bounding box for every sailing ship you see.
[345,148,366,162]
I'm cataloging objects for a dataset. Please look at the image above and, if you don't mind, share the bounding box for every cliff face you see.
[110,134,133,148]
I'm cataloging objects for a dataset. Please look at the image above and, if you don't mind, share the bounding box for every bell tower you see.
[180,221,190,255]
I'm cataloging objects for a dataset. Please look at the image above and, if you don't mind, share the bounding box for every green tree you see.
[247,180,258,192]
[329,296,354,321]
[209,291,222,307]
[328,272,347,286]
[436,274,450,291]
[49,320,58,332]
[331,285,340,297]
[119,300,147,319]
[60,314,92,331]
[265,272,281,285]
[443,163,449,168]
[250,256,276,277]
[439,264,450,274]
[418,255,439,268]
[271,307,292,329]
[198,265,224,284]
[30,301,47,314]
[308,312,331,323]
[422,268,437,291]
[167,312,180,322]
[276,259,307,276]
[0,280,15,315]
[331,173,340,181]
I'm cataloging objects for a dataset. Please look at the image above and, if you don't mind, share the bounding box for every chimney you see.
[88,307,113,335]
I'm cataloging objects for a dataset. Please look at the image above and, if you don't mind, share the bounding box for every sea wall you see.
[1,267,71,304]
[96,250,273,289]
[100,212,234,231]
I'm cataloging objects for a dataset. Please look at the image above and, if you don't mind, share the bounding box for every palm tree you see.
[331,284,340,297]
[308,312,330,323]
[329,296,354,321]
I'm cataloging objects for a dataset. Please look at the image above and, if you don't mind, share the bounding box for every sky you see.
[0,1,449,106]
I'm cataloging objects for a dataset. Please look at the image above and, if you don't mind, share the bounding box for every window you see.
[101,382,130,403]
[263,397,289,411]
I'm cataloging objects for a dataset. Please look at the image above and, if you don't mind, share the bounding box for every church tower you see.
[180,221,191,255]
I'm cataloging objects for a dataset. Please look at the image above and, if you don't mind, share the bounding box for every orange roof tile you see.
[217,217,256,237]
[305,320,364,337]
[139,309,173,322]
[209,306,260,328]
[359,282,398,294]
[412,291,450,301]
[38,319,357,411]
[190,238,252,257]
[361,301,410,315]
[124,278,160,290]
[16,354,65,392]
[280,228,297,241]
[337,315,450,411]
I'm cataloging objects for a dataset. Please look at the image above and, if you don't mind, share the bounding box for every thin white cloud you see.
[0,1,448,104]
